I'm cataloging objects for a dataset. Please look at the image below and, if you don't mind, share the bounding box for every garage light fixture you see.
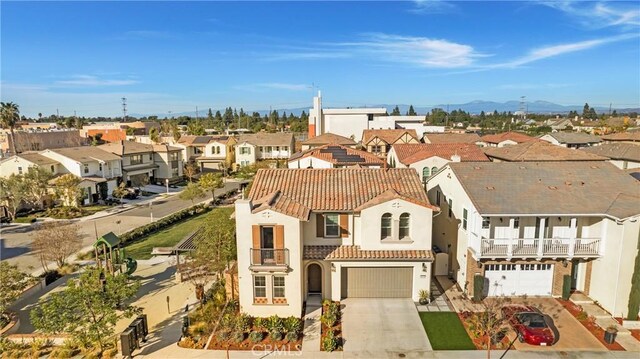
[331,263,336,272]
[422,263,428,272]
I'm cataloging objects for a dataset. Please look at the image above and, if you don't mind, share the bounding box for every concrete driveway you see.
[341,298,432,354]
[507,297,606,351]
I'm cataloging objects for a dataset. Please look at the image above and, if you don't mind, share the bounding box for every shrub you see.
[49,347,73,359]
[231,331,245,343]
[269,330,283,342]
[628,245,640,320]
[320,312,337,328]
[248,330,263,343]
[322,299,332,307]
[327,302,340,317]
[562,275,572,300]
[217,330,231,342]
[322,330,338,352]
[267,315,284,341]
[286,331,299,342]
[235,313,250,333]
[284,316,302,335]
[576,311,588,321]
[253,317,266,332]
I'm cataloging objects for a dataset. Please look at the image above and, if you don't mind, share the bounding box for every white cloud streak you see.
[541,1,640,28]
[409,0,457,14]
[54,75,139,87]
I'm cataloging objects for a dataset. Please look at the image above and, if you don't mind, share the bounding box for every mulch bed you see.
[207,335,302,351]
[556,299,625,351]
[320,301,343,351]
[457,311,512,350]
[631,330,640,342]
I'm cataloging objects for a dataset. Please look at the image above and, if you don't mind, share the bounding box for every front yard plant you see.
[320,299,342,351]
[557,299,625,350]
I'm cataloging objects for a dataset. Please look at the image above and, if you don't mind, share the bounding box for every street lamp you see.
[149,200,154,223]
[165,178,169,194]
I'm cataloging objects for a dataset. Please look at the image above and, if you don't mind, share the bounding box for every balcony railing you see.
[250,249,289,269]
[476,237,600,258]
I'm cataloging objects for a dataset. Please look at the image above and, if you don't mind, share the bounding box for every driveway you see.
[507,297,606,351]
[341,298,432,354]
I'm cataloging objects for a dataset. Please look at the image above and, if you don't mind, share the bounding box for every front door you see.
[261,227,274,263]
[571,260,579,290]
[308,263,322,294]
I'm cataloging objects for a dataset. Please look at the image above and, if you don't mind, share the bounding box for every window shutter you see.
[340,214,349,238]
[316,214,324,237]
[275,225,285,264]
[252,225,261,264]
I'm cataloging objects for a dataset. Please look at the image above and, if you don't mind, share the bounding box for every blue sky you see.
[1,1,639,117]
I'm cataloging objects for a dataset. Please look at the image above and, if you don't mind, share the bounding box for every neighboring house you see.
[235,133,295,167]
[288,144,385,169]
[484,141,608,162]
[387,143,489,185]
[99,141,158,187]
[80,121,159,138]
[201,136,237,171]
[601,131,640,145]
[0,130,86,158]
[539,132,601,149]
[426,162,640,317]
[152,144,184,183]
[300,132,357,151]
[235,168,438,317]
[423,133,481,144]
[581,143,640,170]
[86,128,127,143]
[175,135,210,161]
[40,147,122,204]
[478,131,539,147]
[0,153,61,177]
[544,117,573,131]
[361,129,419,157]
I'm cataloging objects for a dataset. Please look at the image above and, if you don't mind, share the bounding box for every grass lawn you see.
[123,207,233,260]
[419,312,476,350]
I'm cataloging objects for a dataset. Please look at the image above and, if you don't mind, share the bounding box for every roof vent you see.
[451,154,461,162]
[548,186,558,190]
[486,186,495,190]
[474,166,481,170]
[565,181,572,186]
[519,166,526,169]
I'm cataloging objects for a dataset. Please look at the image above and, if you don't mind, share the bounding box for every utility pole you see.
[195,106,199,121]
[121,97,128,122]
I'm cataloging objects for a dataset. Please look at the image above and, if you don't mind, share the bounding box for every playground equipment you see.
[93,232,137,275]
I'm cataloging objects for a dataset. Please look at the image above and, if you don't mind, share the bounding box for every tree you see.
[74,117,84,129]
[22,166,54,210]
[0,262,35,323]
[53,174,83,207]
[31,268,140,354]
[32,222,83,271]
[582,103,591,119]
[179,182,204,204]
[187,120,205,135]
[1,102,20,155]
[0,175,28,220]
[391,105,401,116]
[126,127,136,136]
[234,162,270,180]
[407,105,417,116]
[184,162,198,183]
[149,127,160,143]
[112,182,129,206]
[193,208,236,283]
[198,172,224,202]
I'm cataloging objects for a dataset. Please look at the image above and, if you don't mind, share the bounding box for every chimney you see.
[451,154,461,162]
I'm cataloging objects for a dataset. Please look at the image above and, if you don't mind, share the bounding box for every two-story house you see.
[40,147,122,204]
[99,141,158,187]
[0,153,62,178]
[426,161,640,317]
[581,143,640,170]
[235,168,438,317]
[288,144,384,169]
[235,133,295,167]
[200,136,237,171]
[361,129,419,157]
[152,144,184,183]
[300,132,357,151]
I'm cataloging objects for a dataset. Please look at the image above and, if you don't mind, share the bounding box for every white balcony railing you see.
[476,237,600,258]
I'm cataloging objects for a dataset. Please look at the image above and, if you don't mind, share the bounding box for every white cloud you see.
[54,75,139,87]
[409,0,457,14]
[541,1,640,28]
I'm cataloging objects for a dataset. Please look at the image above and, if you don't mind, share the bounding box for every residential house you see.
[0,129,86,158]
[288,144,384,169]
[361,129,419,157]
[484,141,607,162]
[152,144,184,183]
[539,132,601,149]
[300,132,357,151]
[175,135,210,161]
[40,147,122,204]
[601,132,640,145]
[201,136,237,171]
[426,162,640,317]
[99,141,159,186]
[387,143,489,185]
[235,133,295,167]
[0,153,61,177]
[423,133,481,144]
[581,143,640,170]
[544,117,573,131]
[477,131,539,148]
[235,168,438,317]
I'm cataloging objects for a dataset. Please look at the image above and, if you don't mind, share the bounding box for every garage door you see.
[484,264,553,296]
[341,267,412,298]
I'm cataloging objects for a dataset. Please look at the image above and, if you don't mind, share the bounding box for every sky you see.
[1,1,639,117]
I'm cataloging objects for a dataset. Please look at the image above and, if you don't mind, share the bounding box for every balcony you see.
[249,249,289,272]
[473,237,601,259]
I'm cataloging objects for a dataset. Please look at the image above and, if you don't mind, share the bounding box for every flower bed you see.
[556,299,625,351]
[457,311,512,350]
[320,300,342,351]
[205,315,302,351]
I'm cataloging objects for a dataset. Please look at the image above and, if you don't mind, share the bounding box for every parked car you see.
[501,305,555,346]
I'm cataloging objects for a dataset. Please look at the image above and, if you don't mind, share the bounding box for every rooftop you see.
[49,146,121,162]
[483,141,607,162]
[289,144,384,167]
[362,129,419,145]
[423,133,481,144]
[480,131,539,145]
[303,245,434,261]
[98,140,154,155]
[581,143,640,162]
[301,132,357,146]
[601,132,640,142]
[238,132,294,147]
[542,132,601,144]
[15,153,60,166]
[393,143,489,165]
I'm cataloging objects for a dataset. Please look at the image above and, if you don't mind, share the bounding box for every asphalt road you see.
[0,181,241,272]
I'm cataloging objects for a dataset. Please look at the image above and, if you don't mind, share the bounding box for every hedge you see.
[473,275,484,302]
[562,274,572,300]
[627,246,640,320]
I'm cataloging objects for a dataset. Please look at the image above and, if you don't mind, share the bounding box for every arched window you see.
[381,213,392,239]
[431,166,438,175]
[399,213,410,239]
[422,167,430,182]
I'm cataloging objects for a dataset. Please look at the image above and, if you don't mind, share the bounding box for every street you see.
[0,181,241,272]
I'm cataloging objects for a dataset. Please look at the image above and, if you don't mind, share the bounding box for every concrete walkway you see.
[417,280,454,312]
[302,294,322,353]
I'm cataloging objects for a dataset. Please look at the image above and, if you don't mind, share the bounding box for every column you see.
[537,217,546,257]
[507,218,515,257]
[568,217,577,257]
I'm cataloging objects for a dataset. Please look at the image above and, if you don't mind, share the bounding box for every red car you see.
[501,305,555,346]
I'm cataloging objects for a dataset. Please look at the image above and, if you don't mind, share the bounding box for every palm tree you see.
[1,102,20,155]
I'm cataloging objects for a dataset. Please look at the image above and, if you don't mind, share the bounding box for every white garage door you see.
[341,267,413,298]
[484,264,553,296]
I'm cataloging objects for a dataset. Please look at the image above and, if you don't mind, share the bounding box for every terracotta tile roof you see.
[392,143,489,165]
[251,190,311,221]
[480,131,539,145]
[303,245,434,261]
[542,132,601,145]
[484,141,608,162]
[248,168,436,215]
[99,140,154,155]
[581,143,640,162]
[239,132,294,147]
[362,129,419,145]
[445,162,640,220]
[601,132,640,142]
[289,144,384,167]
[301,133,356,146]
[423,133,481,144]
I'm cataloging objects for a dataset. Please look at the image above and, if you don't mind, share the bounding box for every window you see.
[275,146,280,151]
[482,217,490,229]
[149,154,153,160]
[462,208,468,230]
[513,217,520,228]
[431,166,438,175]
[99,163,103,171]
[371,145,382,153]
[273,276,285,298]
[170,152,178,161]
[448,199,453,218]
[399,213,410,239]
[381,213,392,239]
[193,147,203,155]
[266,146,272,152]
[50,165,55,172]
[83,164,89,174]
[436,191,441,206]
[254,276,266,298]
[422,167,430,182]
[130,154,143,165]
[283,146,288,152]
[324,214,339,237]
[240,147,251,155]
[17,166,23,175]
[212,146,220,155]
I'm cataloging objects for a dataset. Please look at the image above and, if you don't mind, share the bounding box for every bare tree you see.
[184,162,198,183]
[32,222,83,271]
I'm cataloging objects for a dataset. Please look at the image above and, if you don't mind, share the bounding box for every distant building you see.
[300,132,357,151]
[288,144,384,169]
[0,129,86,158]
[361,129,419,157]
[539,132,601,149]
[601,131,640,145]
[175,135,237,171]
[235,133,295,167]
[477,131,539,148]
[423,133,481,144]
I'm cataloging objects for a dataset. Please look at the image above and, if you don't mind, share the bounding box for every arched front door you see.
[308,263,322,294]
